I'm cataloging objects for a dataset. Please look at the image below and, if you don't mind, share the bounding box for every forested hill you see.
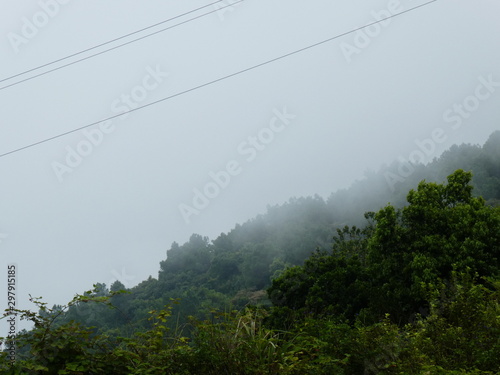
[55,131,500,334]
[5,131,499,374]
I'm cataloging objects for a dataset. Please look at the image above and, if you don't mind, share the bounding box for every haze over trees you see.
[1,131,499,374]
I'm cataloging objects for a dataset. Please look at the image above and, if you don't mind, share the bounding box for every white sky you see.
[1,0,499,333]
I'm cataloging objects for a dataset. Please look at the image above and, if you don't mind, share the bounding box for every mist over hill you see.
[4,131,499,374]
[51,130,500,332]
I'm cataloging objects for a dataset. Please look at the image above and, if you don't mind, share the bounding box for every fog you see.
[1,0,499,333]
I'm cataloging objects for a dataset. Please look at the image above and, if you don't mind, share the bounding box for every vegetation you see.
[1,131,499,374]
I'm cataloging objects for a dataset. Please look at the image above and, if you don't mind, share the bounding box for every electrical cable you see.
[0,0,437,159]
[0,0,244,91]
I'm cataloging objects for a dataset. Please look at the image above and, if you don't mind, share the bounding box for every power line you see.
[0,0,438,159]
[0,0,230,85]
[0,0,244,91]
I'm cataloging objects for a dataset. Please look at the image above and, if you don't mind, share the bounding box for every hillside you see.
[2,131,499,374]
[50,130,500,334]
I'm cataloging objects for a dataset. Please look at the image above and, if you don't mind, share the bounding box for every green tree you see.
[368,170,500,322]
[269,170,500,326]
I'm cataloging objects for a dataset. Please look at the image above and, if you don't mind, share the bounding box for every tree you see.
[268,170,500,326]
[268,225,373,324]
[368,170,500,322]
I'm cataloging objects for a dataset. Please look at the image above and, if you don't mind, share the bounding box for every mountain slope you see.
[60,130,500,333]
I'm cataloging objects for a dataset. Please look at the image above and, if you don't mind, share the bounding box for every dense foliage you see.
[1,131,499,373]
[268,170,500,325]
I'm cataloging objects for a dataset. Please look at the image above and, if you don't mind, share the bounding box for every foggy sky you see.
[1,0,499,333]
